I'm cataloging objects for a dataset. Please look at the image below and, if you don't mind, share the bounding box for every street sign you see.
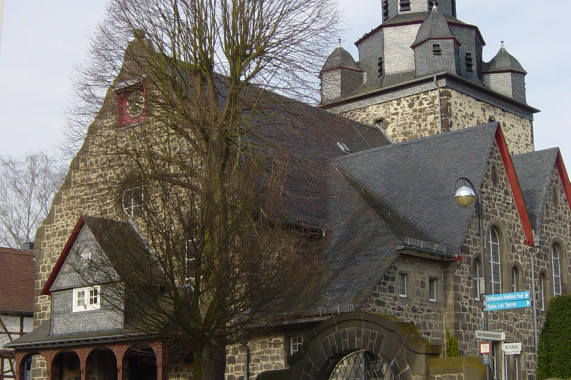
[480,342,491,354]
[475,330,505,341]
[503,342,522,355]
[486,299,531,311]
[482,354,490,365]
[486,291,530,303]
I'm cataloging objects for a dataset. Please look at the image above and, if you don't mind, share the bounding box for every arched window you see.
[539,273,547,311]
[552,244,562,296]
[489,227,502,294]
[474,258,483,300]
[511,267,519,293]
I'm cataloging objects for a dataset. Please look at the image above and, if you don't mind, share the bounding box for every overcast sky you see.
[0,1,570,165]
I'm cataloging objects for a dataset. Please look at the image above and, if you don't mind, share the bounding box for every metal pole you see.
[531,247,539,358]
[476,195,490,380]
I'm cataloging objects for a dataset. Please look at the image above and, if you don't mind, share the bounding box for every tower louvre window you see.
[400,0,411,11]
[466,53,474,72]
[432,43,442,55]
[377,56,384,76]
[383,0,389,21]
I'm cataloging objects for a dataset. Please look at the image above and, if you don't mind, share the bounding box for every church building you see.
[8,1,569,380]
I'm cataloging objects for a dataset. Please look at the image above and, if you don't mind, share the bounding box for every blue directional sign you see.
[486,291,530,303]
[486,299,531,311]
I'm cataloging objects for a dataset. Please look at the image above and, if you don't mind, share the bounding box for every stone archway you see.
[257,311,441,380]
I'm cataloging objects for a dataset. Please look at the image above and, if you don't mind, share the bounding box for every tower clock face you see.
[126,90,145,118]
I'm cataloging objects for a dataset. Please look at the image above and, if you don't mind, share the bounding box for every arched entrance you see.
[51,351,81,380]
[86,348,117,380]
[329,350,396,380]
[257,311,441,380]
[123,344,157,380]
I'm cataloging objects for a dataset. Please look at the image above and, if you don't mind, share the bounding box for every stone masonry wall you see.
[340,87,534,155]
[362,255,446,346]
[341,89,442,143]
[225,334,286,380]
[446,144,537,379]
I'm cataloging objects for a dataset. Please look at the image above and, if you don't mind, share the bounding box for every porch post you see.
[74,347,92,380]
[110,344,131,380]
[151,342,167,380]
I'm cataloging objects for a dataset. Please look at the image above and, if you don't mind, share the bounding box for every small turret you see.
[483,43,527,103]
[411,6,460,78]
[320,42,364,104]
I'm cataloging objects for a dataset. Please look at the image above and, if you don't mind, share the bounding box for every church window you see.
[398,273,407,297]
[466,53,474,72]
[383,0,389,21]
[290,335,303,355]
[474,258,483,300]
[489,227,502,294]
[552,187,559,206]
[429,278,437,302]
[539,273,546,311]
[400,0,411,12]
[72,286,100,312]
[432,43,442,56]
[122,185,145,216]
[511,266,519,293]
[552,244,562,296]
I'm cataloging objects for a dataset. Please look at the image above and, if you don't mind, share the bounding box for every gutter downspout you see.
[434,75,443,134]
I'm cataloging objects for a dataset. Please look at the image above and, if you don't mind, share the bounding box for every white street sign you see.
[503,342,522,355]
[475,330,505,341]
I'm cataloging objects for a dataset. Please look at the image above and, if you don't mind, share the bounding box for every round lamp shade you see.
[454,185,476,207]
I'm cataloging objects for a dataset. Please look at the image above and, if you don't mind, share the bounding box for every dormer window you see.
[400,0,411,11]
[73,286,100,312]
[466,53,474,72]
[433,43,442,56]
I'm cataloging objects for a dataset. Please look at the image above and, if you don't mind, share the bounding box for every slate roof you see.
[412,6,456,48]
[0,247,34,315]
[484,44,527,74]
[512,148,559,233]
[321,46,361,73]
[247,91,391,227]
[333,123,500,255]
[7,321,150,349]
[81,216,163,285]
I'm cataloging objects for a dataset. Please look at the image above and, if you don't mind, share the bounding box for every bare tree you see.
[0,152,64,249]
[65,0,344,379]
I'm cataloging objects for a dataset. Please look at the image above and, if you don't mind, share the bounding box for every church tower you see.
[320,0,537,155]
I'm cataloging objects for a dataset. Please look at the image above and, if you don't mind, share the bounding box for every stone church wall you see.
[338,87,534,155]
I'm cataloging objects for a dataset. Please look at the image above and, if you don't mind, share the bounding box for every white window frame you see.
[290,335,303,355]
[398,273,407,298]
[474,259,483,301]
[429,278,437,302]
[552,244,562,296]
[511,267,518,293]
[72,286,100,312]
[122,185,145,216]
[489,228,502,294]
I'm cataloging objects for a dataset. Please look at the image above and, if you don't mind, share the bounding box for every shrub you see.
[446,327,460,357]
[537,295,571,380]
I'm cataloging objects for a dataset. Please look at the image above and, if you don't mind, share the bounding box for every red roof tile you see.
[0,247,35,315]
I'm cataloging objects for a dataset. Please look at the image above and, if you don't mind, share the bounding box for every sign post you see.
[485,291,531,311]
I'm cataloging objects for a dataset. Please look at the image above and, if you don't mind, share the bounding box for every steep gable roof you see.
[412,6,458,48]
[0,247,34,314]
[334,122,535,254]
[513,148,571,234]
[42,216,159,295]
